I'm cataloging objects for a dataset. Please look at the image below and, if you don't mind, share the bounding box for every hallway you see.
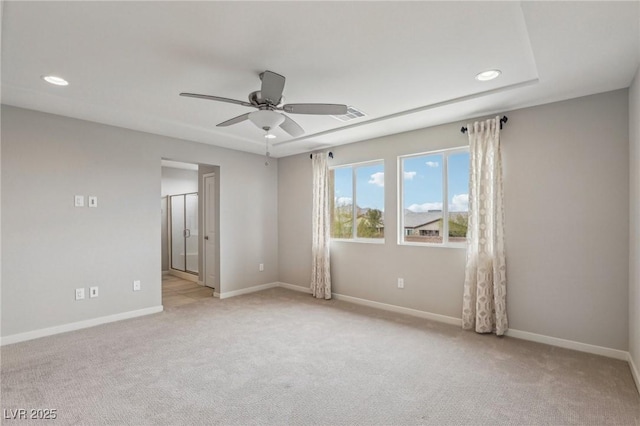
[162,275,213,309]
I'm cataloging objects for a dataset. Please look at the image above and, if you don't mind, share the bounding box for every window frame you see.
[398,146,469,248]
[330,159,385,244]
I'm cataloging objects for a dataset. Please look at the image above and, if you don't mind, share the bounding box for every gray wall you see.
[160,166,199,272]
[278,90,630,350]
[1,106,278,337]
[161,167,198,197]
[630,66,640,371]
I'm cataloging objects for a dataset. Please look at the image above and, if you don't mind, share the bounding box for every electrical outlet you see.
[397,278,404,289]
[133,280,141,291]
[90,286,99,298]
[259,263,264,272]
[75,288,85,300]
[74,195,85,207]
[88,196,98,208]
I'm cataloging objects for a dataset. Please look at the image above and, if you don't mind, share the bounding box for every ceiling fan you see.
[180,70,348,138]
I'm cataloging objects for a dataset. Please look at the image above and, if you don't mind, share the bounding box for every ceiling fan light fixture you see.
[42,75,69,86]
[264,133,276,139]
[475,69,501,81]
[249,110,285,130]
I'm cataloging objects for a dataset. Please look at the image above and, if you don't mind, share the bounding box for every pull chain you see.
[264,139,271,167]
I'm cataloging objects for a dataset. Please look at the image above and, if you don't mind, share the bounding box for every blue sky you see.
[403,152,469,212]
[333,152,469,212]
[333,164,385,210]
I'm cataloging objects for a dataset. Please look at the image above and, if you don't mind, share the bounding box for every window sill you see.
[399,241,466,249]
[331,238,385,245]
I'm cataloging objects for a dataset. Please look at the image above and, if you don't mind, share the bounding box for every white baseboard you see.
[216,281,308,299]
[276,282,629,362]
[1,305,164,346]
[629,353,640,393]
[168,269,198,282]
[504,328,628,361]
[331,292,463,326]
[218,282,279,299]
[277,282,312,294]
[3,280,634,372]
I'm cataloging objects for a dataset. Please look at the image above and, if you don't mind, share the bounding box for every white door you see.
[204,174,216,289]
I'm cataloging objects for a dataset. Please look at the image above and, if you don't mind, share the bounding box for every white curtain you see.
[311,152,331,299]
[462,117,508,335]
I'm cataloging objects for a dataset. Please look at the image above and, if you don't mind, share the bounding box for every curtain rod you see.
[460,116,508,134]
[310,152,334,159]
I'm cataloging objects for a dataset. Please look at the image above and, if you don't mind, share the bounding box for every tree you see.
[357,208,384,238]
[332,205,353,238]
[448,213,468,237]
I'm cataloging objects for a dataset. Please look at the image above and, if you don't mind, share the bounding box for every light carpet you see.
[1,287,639,425]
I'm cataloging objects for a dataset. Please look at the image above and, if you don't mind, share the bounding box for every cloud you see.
[426,161,439,168]
[407,202,443,212]
[368,172,384,187]
[449,193,469,212]
[407,194,468,213]
[335,197,352,206]
[403,171,417,180]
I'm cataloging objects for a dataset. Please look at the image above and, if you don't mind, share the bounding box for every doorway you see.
[161,160,220,300]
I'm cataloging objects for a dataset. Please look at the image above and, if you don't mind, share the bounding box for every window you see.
[399,148,469,246]
[330,161,384,241]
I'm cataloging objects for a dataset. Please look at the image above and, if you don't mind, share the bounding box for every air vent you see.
[332,106,366,122]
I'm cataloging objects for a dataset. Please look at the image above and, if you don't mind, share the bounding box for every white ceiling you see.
[2,1,639,158]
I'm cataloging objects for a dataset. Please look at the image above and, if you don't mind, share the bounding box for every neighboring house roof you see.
[404,211,442,228]
[338,207,467,229]
[403,210,468,229]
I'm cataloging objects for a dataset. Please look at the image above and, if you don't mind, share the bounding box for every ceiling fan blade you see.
[279,115,304,137]
[217,113,250,127]
[180,93,253,108]
[282,103,348,115]
[260,71,286,105]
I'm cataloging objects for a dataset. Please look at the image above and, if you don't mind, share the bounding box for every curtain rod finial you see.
[310,152,334,159]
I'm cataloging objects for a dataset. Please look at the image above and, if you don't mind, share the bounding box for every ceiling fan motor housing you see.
[249,91,270,106]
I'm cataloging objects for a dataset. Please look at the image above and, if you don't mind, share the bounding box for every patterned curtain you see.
[311,152,331,299]
[462,117,508,335]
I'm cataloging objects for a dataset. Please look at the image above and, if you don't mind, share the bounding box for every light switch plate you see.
[75,288,85,300]
[88,196,98,208]
[74,195,85,207]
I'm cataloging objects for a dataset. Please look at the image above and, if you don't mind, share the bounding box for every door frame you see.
[202,172,218,291]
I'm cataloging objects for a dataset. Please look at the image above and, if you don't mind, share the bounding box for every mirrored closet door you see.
[170,192,198,274]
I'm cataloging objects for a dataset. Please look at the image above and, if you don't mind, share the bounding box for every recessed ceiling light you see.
[42,75,69,86]
[475,69,501,82]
